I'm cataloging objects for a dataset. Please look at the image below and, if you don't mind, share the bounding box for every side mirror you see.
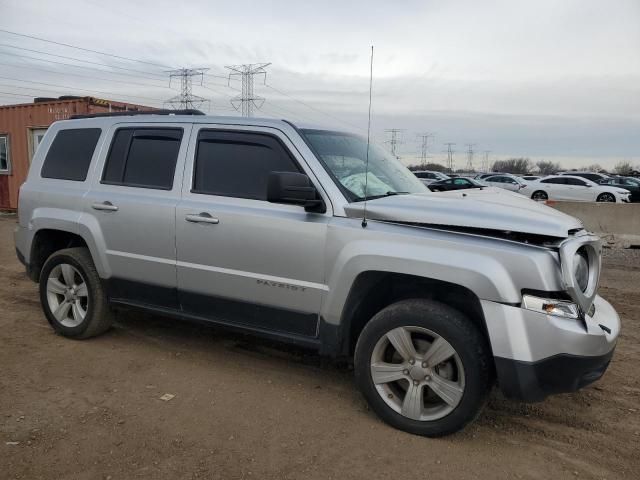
[267,172,325,213]
[585,184,592,187]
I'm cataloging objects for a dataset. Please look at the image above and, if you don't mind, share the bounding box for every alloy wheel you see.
[598,193,615,202]
[370,326,465,421]
[46,263,89,328]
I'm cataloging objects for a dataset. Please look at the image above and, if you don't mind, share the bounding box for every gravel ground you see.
[1,216,639,480]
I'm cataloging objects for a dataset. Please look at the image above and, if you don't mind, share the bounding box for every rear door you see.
[83,122,192,309]
[175,125,330,337]
[564,177,593,201]
[540,177,568,200]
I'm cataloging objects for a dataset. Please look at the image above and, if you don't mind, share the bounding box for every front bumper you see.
[482,295,620,401]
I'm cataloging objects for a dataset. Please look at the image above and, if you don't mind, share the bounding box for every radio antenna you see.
[362,45,374,228]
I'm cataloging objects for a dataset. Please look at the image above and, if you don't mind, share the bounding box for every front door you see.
[83,122,192,309]
[175,125,330,337]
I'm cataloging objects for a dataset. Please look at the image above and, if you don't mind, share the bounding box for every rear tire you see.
[354,298,492,437]
[39,247,113,339]
[531,190,548,201]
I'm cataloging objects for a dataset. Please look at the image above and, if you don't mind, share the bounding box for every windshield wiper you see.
[354,191,409,202]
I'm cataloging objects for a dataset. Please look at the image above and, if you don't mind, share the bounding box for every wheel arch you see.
[319,271,492,359]
[29,228,90,282]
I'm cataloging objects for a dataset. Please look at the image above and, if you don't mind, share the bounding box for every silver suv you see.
[14,111,620,437]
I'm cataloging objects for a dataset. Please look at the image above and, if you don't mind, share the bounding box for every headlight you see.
[574,249,589,292]
[522,294,579,319]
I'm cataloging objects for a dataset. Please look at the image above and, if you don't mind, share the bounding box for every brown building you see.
[0,96,155,209]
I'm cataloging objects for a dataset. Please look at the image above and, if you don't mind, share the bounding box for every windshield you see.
[301,129,427,201]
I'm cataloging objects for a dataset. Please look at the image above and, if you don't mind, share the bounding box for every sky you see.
[0,0,638,170]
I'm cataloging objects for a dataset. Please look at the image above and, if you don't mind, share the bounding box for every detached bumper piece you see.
[494,349,615,402]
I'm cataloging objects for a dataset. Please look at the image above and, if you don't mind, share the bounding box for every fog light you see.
[523,294,579,319]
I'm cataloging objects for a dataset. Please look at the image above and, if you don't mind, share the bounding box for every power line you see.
[0,76,167,103]
[225,63,270,117]
[263,83,366,133]
[0,43,167,79]
[0,28,173,70]
[0,58,172,90]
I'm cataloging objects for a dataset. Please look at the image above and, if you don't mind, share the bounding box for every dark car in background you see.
[601,177,640,202]
[428,177,486,192]
[560,171,611,183]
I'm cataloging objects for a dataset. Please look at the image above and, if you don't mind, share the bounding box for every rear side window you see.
[102,128,183,190]
[41,128,101,181]
[565,178,587,186]
[192,130,300,200]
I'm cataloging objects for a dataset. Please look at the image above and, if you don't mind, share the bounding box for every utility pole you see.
[482,150,491,172]
[225,63,270,117]
[465,143,476,173]
[444,143,456,173]
[385,129,405,159]
[416,132,435,168]
[165,68,209,110]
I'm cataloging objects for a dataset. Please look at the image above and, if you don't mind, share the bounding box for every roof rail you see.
[69,109,205,120]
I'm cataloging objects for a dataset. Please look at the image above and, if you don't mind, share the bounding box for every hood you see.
[344,187,583,239]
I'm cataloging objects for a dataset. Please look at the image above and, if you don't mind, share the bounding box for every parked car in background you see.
[600,176,640,202]
[521,175,541,181]
[482,174,527,192]
[560,171,611,183]
[413,170,449,185]
[521,175,631,202]
[428,177,486,192]
[474,172,502,180]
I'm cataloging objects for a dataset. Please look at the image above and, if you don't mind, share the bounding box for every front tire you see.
[597,192,616,203]
[354,299,492,437]
[39,247,114,339]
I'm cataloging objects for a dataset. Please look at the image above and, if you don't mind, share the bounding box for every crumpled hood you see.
[344,187,583,239]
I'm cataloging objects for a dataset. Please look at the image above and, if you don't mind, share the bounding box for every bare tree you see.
[536,160,562,175]
[614,161,633,176]
[491,158,531,174]
[407,162,448,173]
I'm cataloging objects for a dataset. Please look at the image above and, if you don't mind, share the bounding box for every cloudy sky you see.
[1,0,639,169]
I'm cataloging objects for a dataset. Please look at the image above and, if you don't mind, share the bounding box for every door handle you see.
[92,201,119,212]
[185,213,219,224]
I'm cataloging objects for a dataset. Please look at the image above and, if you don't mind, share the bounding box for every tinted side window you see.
[193,131,300,200]
[541,178,565,184]
[41,128,101,181]
[102,128,182,190]
[565,178,587,186]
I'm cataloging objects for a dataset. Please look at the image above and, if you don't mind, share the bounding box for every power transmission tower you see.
[165,68,209,110]
[416,132,435,168]
[225,63,271,117]
[444,143,456,172]
[385,129,405,158]
[482,150,491,172]
[465,143,476,172]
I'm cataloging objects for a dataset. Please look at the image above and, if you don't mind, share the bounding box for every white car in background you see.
[482,174,528,192]
[413,170,450,185]
[521,175,631,203]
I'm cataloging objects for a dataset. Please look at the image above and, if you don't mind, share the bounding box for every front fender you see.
[321,218,564,326]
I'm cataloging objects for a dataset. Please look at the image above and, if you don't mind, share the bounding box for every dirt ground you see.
[1,215,638,480]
